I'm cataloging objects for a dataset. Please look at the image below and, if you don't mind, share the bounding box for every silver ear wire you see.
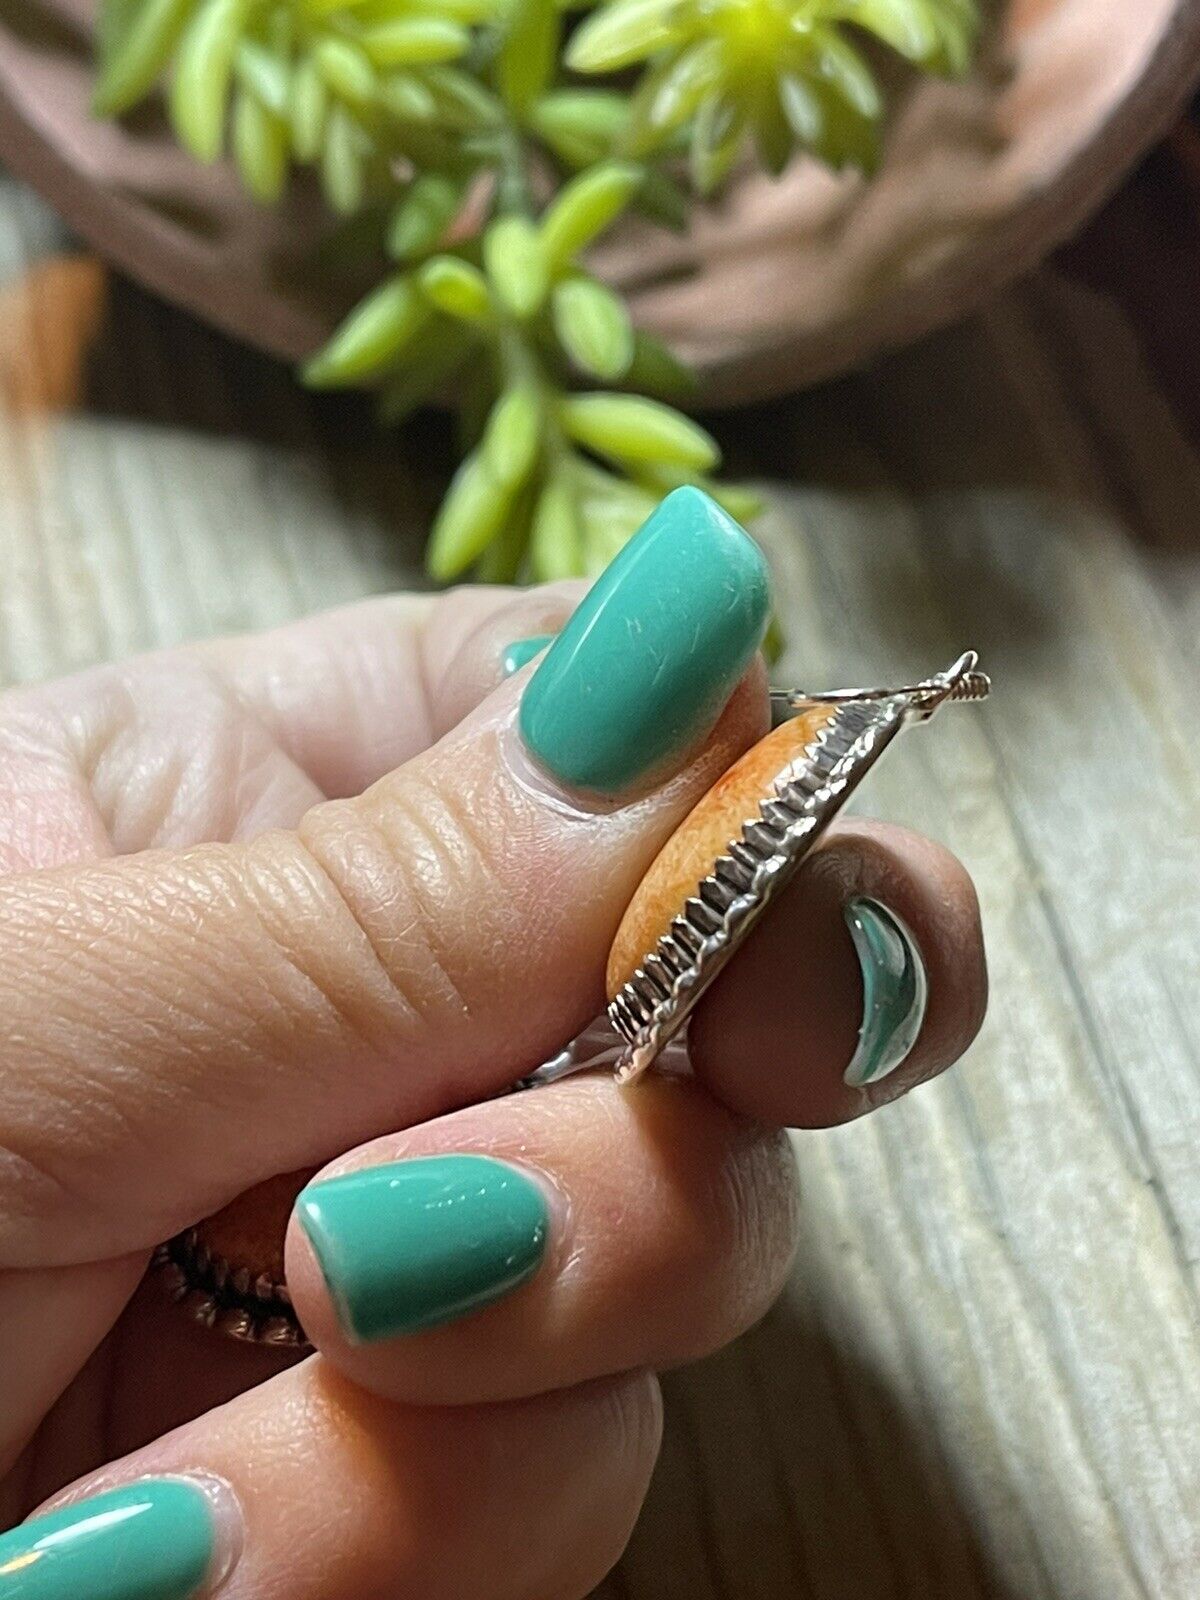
[770,649,990,723]
[514,655,991,1091]
[609,651,991,1081]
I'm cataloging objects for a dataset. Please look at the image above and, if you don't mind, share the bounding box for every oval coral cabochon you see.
[606,708,834,997]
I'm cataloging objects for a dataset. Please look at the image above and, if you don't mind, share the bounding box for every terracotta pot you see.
[1,0,1198,403]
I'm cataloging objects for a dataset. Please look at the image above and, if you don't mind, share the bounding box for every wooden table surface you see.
[2,149,1200,1597]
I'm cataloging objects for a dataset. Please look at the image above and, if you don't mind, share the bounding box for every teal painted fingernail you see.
[0,1478,220,1600]
[518,486,770,793]
[297,1154,550,1343]
[843,898,929,1088]
[502,634,555,677]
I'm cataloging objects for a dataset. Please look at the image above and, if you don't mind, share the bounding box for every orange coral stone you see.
[606,707,835,998]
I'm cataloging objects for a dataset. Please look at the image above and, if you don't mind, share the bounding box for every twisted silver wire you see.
[771,649,990,718]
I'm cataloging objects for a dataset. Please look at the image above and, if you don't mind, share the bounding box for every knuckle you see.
[293,770,512,1059]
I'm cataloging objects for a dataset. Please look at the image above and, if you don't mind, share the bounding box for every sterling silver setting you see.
[606,652,989,1083]
[152,1230,309,1349]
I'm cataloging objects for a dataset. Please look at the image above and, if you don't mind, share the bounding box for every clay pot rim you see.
[1,4,1198,404]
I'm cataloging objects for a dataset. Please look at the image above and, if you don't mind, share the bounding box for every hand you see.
[0,497,985,1600]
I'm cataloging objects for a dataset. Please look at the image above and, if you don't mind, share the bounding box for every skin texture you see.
[0,580,986,1600]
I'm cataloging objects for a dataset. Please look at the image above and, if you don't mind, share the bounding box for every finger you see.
[0,1256,144,1479]
[0,703,154,1466]
[191,580,583,797]
[0,488,771,1265]
[0,589,572,1465]
[285,1071,798,1405]
[2,1361,661,1600]
[0,584,581,868]
[688,819,988,1128]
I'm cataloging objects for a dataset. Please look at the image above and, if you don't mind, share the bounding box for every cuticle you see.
[502,702,721,818]
[501,707,632,819]
[27,1471,244,1598]
[189,1472,244,1595]
[496,1154,574,1280]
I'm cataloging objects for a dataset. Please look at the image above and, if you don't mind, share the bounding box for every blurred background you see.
[1,27,1200,1600]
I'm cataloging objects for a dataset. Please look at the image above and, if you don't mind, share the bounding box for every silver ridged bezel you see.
[607,697,909,1082]
[152,1229,310,1349]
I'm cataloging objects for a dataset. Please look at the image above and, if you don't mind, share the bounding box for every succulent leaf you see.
[95,0,195,115]
[530,474,583,580]
[560,393,720,471]
[170,0,250,161]
[360,16,470,65]
[539,161,642,268]
[320,103,369,212]
[482,383,543,487]
[528,89,629,165]
[427,450,513,578]
[233,82,289,200]
[95,0,974,583]
[305,273,427,385]
[388,173,464,258]
[483,215,549,319]
[567,0,686,74]
[419,256,494,323]
[497,0,560,113]
[552,278,634,380]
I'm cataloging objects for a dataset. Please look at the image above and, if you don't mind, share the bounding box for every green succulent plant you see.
[96,0,977,581]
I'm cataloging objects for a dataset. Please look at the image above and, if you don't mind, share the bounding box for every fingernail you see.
[843,898,928,1088]
[0,1477,231,1600]
[502,634,555,677]
[296,1154,550,1344]
[518,486,769,793]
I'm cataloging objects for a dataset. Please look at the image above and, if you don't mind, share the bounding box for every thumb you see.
[0,489,770,1266]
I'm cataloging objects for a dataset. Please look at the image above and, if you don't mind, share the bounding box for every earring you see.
[154,653,988,1348]
[604,652,990,1082]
